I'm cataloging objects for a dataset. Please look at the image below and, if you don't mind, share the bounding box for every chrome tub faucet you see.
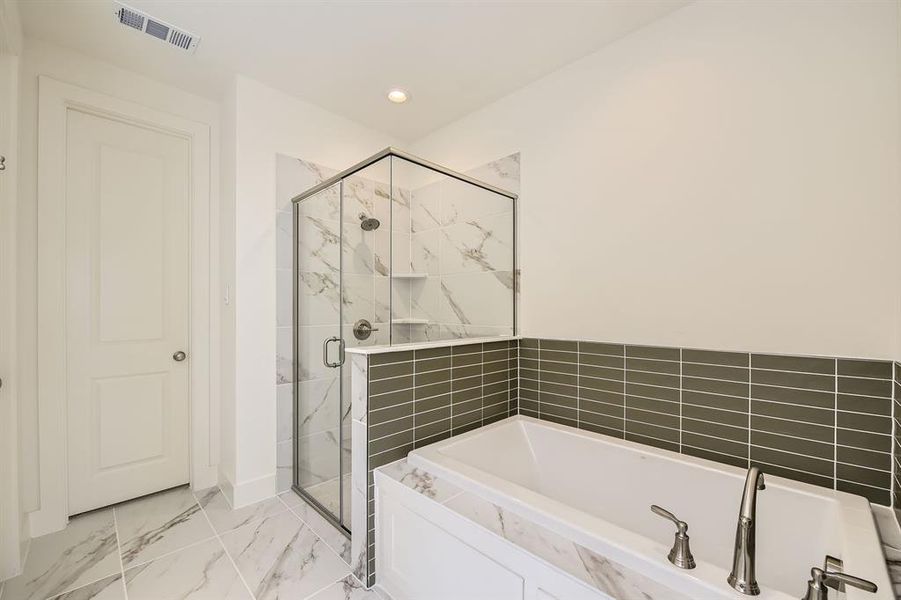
[728,466,766,595]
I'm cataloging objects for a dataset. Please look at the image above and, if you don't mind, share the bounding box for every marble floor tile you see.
[115,486,215,569]
[280,491,352,565]
[195,488,287,534]
[306,575,383,600]
[1,509,120,600]
[123,538,251,600]
[47,574,125,600]
[220,511,350,600]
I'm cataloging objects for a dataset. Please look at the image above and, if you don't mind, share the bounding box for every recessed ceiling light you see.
[387,89,409,104]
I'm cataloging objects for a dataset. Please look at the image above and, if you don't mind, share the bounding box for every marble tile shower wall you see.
[362,340,519,585]
[395,153,520,344]
[520,339,895,505]
[275,155,401,495]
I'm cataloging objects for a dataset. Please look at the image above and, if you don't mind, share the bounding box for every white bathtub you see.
[408,415,891,600]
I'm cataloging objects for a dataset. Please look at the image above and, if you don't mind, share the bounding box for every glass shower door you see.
[293,180,346,528]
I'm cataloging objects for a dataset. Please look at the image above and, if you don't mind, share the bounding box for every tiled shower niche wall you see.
[519,338,895,506]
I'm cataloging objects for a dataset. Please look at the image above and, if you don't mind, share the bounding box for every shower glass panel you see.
[292,149,516,534]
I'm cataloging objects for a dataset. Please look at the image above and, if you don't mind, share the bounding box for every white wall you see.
[223,75,399,506]
[412,0,901,360]
[16,38,221,526]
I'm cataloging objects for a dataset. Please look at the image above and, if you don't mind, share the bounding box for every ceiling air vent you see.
[114,2,200,54]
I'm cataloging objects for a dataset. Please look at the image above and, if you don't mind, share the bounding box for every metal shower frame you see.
[290,147,519,537]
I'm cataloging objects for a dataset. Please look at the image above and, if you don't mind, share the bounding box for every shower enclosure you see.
[291,148,517,534]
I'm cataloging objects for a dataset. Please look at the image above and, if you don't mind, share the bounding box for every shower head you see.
[359,214,381,231]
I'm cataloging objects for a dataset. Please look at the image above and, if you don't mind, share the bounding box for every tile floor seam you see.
[112,507,129,600]
[195,492,258,600]
[301,573,351,600]
[282,503,350,567]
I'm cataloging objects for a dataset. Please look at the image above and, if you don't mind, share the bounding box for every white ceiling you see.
[18,0,688,141]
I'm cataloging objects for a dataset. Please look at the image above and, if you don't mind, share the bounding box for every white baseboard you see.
[227,472,277,509]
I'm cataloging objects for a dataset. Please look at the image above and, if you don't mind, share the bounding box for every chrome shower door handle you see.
[322,337,345,368]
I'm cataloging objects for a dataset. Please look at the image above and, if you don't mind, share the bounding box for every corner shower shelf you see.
[392,318,430,325]
[391,273,428,280]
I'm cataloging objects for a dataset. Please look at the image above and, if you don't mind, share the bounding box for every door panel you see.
[66,108,190,515]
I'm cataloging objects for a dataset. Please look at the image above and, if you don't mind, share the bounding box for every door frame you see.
[32,76,216,536]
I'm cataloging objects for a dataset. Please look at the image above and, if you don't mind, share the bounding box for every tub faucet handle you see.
[650,505,696,570]
[802,566,876,600]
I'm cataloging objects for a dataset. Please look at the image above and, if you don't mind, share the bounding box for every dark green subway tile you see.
[836,480,890,505]
[540,358,578,374]
[836,428,891,453]
[750,446,833,478]
[414,346,451,360]
[520,358,539,371]
[541,339,577,352]
[369,402,413,425]
[519,401,539,415]
[540,370,577,386]
[415,380,451,400]
[751,369,834,392]
[483,402,508,421]
[369,375,413,396]
[414,416,450,440]
[414,368,450,386]
[682,445,748,469]
[625,407,679,430]
[750,384,834,410]
[682,362,748,383]
[580,377,623,394]
[836,411,891,434]
[579,353,624,368]
[579,410,624,432]
[452,385,481,405]
[415,393,450,413]
[580,398,624,417]
[369,388,413,411]
[682,404,747,428]
[626,370,680,389]
[749,460,833,489]
[369,428,413,455]
[451,352,482,368]
[371,351,414,366]
[682,432,748,459]
[520,372,539,388]
[482,341,509,352]
[540,413,578,429]
[415,404,450,427]
[580,421,625,439]
[453,407,482,428]
[836,394,890,416]
[416,355,451,373]
[452,375,481,392]
[682,349,748,367]
[837,376,892,398]
[370,415,413,441]
[749,415,833,444]
[625,382,679,403]
[483,411,508,426]
[453,397,482,416]
[836,463,890,489]
[625,358,680,375]
[579,365,624,381]
[579,386,624,405]
[451,343,482,356]
[626,395,679,416]
[415,429,451,449]
[541,402,578,421]
[482,360,508,376]
[370,361,413,380]
[682,376,748,398]
[751,430,832,460]
[540,391,577,409]
[683,417,747,443]
[483,392,508,408]
[751,399,834,426]
[836,445,891,472]
[540,349,577,363]
[541,381,577,398]
[837,359,893,380]
[682,390,748,413]
[452,366,481,382]
[578,341,624,356]
[750,354,834,375]
[625,345,679,361]
[520,348,539,361]
[520,387,538,402]
[482,349,508,364]
[625,432,680,453]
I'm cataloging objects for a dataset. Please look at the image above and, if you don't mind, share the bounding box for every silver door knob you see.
[172,351,187,362]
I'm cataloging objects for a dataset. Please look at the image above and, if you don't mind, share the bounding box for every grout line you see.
[112,508,129,600]
[679,349,683,452]
[834,359,839,489]
[195,493,258,600]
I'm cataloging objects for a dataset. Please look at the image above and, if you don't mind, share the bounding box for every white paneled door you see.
[66,109,191,515]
